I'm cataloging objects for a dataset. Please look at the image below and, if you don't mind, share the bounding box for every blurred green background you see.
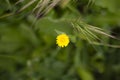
[0,0,120,80]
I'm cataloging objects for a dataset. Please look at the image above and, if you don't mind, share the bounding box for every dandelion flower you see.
[56,34,70,47]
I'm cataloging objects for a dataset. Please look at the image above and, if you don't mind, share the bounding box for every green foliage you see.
[0,0,120,80]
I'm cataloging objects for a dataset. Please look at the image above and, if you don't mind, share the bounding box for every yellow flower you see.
[56,33,70,47]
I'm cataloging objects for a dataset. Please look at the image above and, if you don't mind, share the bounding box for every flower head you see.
[56,33,70,47]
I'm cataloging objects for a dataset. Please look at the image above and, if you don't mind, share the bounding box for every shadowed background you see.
[0,0,120,80]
